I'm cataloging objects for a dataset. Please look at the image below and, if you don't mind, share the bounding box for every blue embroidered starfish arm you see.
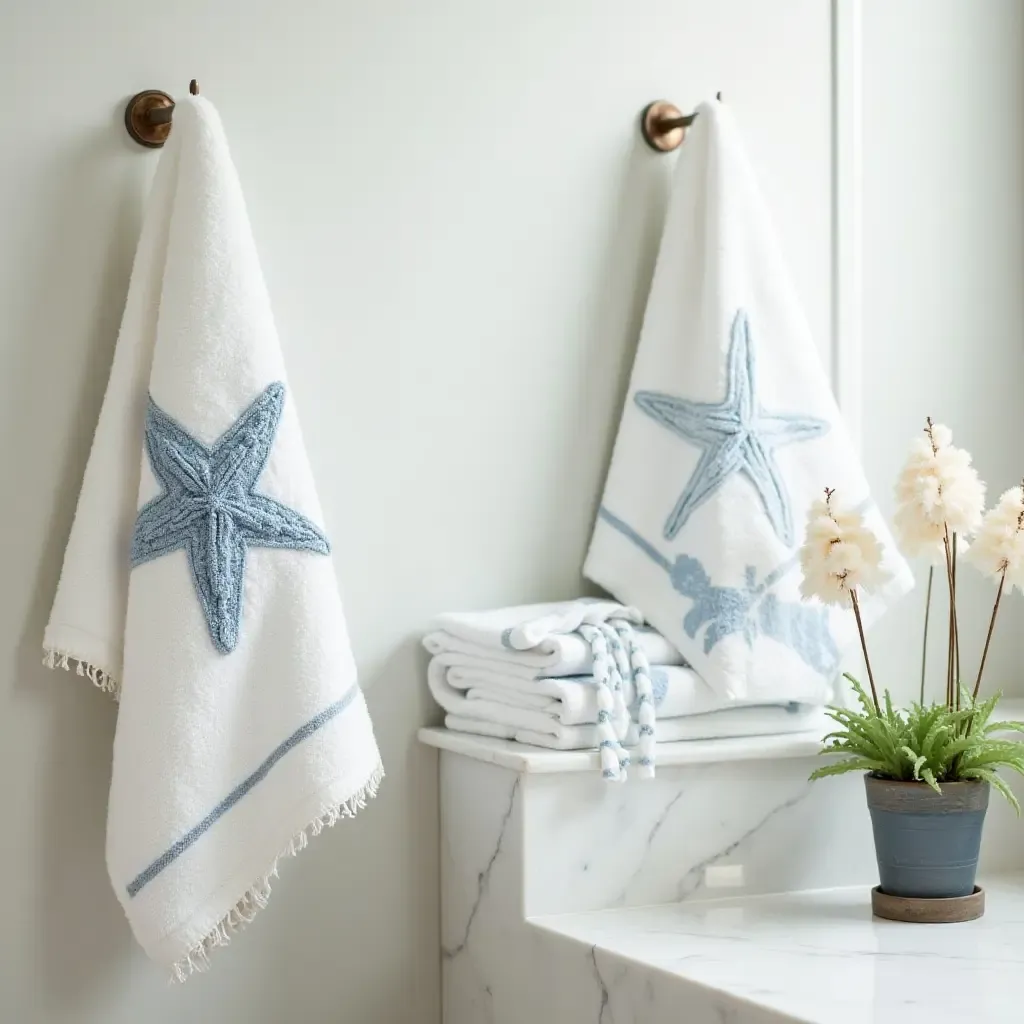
[633,308,829,547]
[130,382,330,654]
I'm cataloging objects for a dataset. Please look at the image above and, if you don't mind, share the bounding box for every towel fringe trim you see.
[170,762,385,983]
[42,648,121,701]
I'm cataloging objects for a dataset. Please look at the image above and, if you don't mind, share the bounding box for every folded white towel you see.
[42,97,382,980]
[432,659,716,726]
[444,703,825,750]
[424,601,689,778]
[423,623,684,680]
[424,599,685,673]
[585,100,912,705]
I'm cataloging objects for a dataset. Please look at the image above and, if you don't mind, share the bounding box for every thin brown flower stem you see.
[952,534,961,708]
[973,571,1006,702]
[942,530,957,710]
[919,565,933,705]
[849,589,880,713]
[946,603,954,709]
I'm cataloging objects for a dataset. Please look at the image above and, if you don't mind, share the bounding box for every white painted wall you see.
[0,2,1018,1022]
[860,0,1024,703]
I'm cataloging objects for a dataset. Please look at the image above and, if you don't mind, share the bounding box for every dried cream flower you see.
[799,489,889,607]
[968,484,1024,593]
[893,419,985,561]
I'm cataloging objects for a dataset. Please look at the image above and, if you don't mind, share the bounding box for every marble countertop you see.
[533,876,1024,1023]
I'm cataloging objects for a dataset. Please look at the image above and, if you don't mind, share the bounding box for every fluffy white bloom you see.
[968,484,1024,592]
[799,491,890,607]
[893,420,985,561]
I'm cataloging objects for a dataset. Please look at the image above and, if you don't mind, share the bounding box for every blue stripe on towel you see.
[597,506,672,573]
[126,686,361,898]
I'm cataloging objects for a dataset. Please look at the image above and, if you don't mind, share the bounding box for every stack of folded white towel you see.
[424,598,824,780]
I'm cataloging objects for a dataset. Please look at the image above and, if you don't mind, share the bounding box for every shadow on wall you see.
[5,103,146,1015]
[541,135,672,595]
[248,636,442,1022]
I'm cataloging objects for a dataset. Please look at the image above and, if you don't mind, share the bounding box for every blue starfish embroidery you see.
[634,309,829,547]
[131,382,330,654]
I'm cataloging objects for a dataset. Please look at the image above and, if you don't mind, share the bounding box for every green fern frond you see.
[934,736,981,772]
[909,704,945,750]
[944,707,978,732]
[959,767,1021,815]
[809,687,1024,810]
[884,690,900,727]
[843,675,876,717]
[921,721,950,765]
[900,746,926,781]
[919,766,941,794]
[985,719,1024,736]
[968,691,1002,734]
[824,715,889,764]
[959,743,1024,770]
[852,713,903,769]
[809,757,887,780]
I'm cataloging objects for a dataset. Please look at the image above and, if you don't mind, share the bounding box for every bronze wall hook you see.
[124,80,200,148]
[640,92,723,152]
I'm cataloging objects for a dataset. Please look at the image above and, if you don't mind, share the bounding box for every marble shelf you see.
[429,700,1024,1023]
[533,876,1024,1023]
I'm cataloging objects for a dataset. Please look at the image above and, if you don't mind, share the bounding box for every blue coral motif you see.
[648,668,669,707]
[669,552,838,675]
[758,593,838,678]
[595,507,841,679]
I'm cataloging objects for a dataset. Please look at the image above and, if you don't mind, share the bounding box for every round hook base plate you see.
[125,90,174,148]
[640,101,686,153]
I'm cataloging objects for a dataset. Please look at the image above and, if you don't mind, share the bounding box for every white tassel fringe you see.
[611,619,658,778]
[42,648,121,701]
[169,763,384,984]
[599,744,621,780]
[637,701,656,728]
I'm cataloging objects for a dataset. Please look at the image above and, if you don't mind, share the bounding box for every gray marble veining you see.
[430,732,1024,1024]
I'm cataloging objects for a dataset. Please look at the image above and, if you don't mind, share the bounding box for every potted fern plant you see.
[799,420,1024,921]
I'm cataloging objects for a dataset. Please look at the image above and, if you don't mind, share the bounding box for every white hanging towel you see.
[585,100,913,705]
[42,97,383,980]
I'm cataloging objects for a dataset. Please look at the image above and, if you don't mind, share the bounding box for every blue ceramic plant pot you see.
[865,775,989,899]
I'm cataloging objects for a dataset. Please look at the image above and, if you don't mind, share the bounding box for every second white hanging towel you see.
[585,100,913,705]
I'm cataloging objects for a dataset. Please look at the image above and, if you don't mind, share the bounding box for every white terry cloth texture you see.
[423,598,685,674]
[443,703,825,750]
[585,99,912,705]
[424,600,687,778]
[430,658,718,727]
[41,96,382,980]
